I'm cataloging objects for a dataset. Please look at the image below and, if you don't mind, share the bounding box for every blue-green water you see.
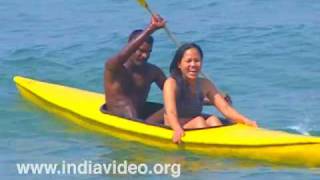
[1,0,320,179]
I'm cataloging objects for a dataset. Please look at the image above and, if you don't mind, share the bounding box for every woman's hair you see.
[169,42,203,76]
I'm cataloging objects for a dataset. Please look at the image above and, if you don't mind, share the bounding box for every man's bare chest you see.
[117,70,151,90]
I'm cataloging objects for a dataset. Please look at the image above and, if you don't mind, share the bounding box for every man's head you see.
[128,29,154,66]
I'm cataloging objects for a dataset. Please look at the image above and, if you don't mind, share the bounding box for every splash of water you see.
[287,111,312,136]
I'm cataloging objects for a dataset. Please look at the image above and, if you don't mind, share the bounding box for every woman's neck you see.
[182,75,197,87]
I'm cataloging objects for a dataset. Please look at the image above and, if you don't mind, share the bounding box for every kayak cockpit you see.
[100,101,234,130]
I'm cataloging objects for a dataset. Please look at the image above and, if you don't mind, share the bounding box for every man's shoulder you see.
[144,63,163,73]
[142,63,166,82]
[145,62,160,69]
[105,58,126,73]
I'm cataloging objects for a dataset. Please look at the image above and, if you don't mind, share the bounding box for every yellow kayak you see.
[14,76,320,167]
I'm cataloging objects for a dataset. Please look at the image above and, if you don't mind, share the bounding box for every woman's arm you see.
[203,91,232,106]
[203,79,257,127]
[163,77,185,143]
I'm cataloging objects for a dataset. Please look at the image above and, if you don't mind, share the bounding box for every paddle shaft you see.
[141,2,209,79]
[143,5,181,47]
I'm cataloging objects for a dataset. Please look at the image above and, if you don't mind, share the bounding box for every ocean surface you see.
[1,0,320,179]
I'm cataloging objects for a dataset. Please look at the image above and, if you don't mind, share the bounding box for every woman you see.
[163,43,258,144]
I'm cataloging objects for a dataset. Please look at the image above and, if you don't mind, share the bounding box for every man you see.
[104,15,166,120]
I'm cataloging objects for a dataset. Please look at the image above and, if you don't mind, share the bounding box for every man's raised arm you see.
[105,15,166,72]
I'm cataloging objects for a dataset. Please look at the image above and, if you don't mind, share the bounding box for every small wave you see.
[6,56,73,70]
[10,46,46,56]
[62,43,83,51]
[287,125,310,136]
[208,2,219,7]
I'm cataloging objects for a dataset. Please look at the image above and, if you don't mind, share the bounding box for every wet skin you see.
[104,16,166,119]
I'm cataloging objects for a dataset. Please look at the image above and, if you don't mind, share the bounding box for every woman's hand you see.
[172,128,185,144]
[243,119,258,127]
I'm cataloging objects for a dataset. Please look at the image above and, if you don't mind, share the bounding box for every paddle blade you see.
[137,0,148,8]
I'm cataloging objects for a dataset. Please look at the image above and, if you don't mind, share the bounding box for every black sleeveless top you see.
[174,76,204,118]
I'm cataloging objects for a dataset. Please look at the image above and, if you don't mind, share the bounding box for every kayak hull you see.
[14,76,320,167]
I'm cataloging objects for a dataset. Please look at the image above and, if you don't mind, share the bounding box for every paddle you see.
[136,0,181,47]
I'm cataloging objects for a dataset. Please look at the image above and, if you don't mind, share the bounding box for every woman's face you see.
[178,48,202,80]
